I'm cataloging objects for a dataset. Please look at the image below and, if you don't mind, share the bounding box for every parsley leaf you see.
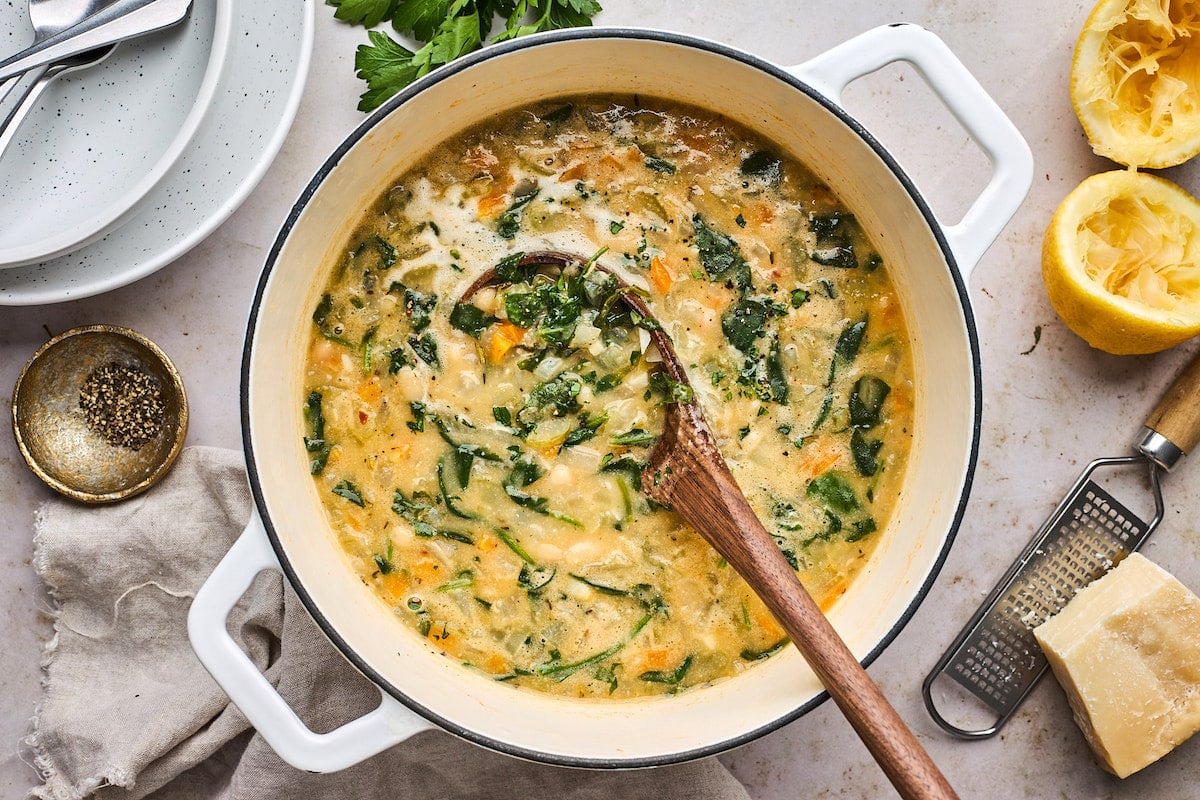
[328,0,401,28]
[347,0,602,112]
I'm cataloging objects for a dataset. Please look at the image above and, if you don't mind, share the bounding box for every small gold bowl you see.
[11,325,188,503]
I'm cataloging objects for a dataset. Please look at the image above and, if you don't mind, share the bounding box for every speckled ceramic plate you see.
[0,0,232,268]
[0,0,314,304]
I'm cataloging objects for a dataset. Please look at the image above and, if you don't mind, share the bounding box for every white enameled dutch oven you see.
[188,24,1032,772]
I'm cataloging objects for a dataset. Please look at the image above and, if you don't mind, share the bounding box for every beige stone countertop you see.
[3,1,1200,797]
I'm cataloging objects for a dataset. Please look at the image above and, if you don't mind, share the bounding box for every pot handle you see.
[187,509,435,772]
[787,23,1033,278]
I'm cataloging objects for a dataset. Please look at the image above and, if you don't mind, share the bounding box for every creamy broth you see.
[303,96,914,698]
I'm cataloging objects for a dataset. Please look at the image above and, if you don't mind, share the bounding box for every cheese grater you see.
[923,353,1200,739]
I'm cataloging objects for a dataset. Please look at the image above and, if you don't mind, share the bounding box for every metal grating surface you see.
[941,482,1146,714]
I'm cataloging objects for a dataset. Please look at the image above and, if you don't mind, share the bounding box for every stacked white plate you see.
[0,0,314,305]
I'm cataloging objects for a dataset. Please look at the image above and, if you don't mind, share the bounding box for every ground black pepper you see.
[79,362,166,450]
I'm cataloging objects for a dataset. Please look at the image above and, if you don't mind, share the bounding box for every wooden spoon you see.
[463,251,958,800]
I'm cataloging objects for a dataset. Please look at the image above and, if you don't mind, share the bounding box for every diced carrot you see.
[341,507,366,533]
[558,162,587,182]
[357,380,383,406]
[746,202,775,225]
[649,255,673,293]
[818,579,850,613]
[411,553,442,586]
[487,321,526,363]
[538,444,562,460]
[755,609,786,640]
[798,437,842,482]
[477,532,498,552]
[637,648,672,672]
[602,153,625,170]
[380,571,407,601]
[476,177,514,219]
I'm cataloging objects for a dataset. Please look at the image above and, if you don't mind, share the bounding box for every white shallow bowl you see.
[0,0,231,268]
[0,0,314,304]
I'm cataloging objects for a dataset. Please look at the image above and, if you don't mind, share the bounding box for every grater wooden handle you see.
[1145,351,1200,455]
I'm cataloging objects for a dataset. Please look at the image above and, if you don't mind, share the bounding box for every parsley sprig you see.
[327,0,603,112]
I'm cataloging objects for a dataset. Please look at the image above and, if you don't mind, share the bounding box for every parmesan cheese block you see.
[1033,553,1200,778]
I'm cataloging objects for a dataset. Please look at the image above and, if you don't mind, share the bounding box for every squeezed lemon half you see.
[1043,170,1200,354]
[1072,0,1200,168]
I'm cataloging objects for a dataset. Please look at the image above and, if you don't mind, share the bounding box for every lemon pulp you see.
[1043,170,1200,354]
[1073,0,1200,168]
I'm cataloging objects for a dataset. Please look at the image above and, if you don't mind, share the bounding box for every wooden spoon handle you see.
[1144,351,1200,456]
[654,442,957,800]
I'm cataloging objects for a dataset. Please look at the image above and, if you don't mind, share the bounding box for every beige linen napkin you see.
[27,446,752,800]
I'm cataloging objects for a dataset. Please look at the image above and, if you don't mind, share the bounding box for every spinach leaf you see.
[834,317,868,364]
[639,654,694,685]
[493,251,530,283]
[518,563,557,594]
[806,471,859,514]
[523,374,583,417]
[740,638,789,661]
[790,288,810,308]
[353,234,397,270]
[407,400,427,433]
[497,185,539,239]
[809,212,858,268]
[434,417,502,462]
[847,517,877,543]
[720,297,784,352]
[524,613,652,682]
[449,302,496,338]
[303,392,332,475]
[740,150,782,184]
[610,428,655,447]
[390,282,438,331]
[599,455,647,485]
[774,535,800,569]
[644,155,676,174]
[392,488,433,522]
[851,429,884,476]
[436,570,475,592]
[333,480,365,507]
[495,528,536,564]
[569,575,666,613]
[564,412,607,446]
[373,539,395,575]
[736,337,788,403]
[802,509,843,547]
[312,293,353,348]
[648,370,694,405]
[849,375,890,428]
[388,347,413,373]
[407,332,440,367]
[502,458,581,525]
[437,458,478,520]
[413,520,475,545]
[692,214,751,290]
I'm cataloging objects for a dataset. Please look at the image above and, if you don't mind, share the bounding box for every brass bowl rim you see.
[11,324,189,504]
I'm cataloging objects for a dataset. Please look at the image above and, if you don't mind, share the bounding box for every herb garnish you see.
[338,0,603,112]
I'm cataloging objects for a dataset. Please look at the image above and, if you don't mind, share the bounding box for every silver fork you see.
[0,0,119,159]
